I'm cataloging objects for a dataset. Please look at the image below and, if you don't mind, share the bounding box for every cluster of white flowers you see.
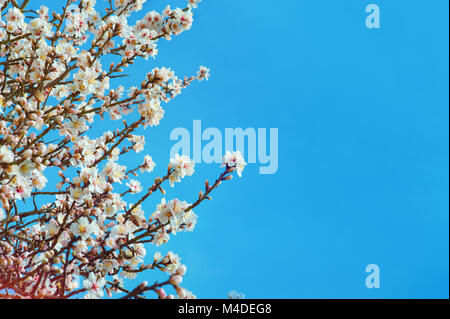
[4,7,27,34]
[152,198,198,246]
[0,0,244,300]
[169,153,195,186]
[152,251,196,299]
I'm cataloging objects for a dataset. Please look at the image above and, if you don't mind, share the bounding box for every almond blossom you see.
[83,273,106,299]
[0,0,243,300]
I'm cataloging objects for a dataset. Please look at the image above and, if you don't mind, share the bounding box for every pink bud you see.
[157,288,166,299]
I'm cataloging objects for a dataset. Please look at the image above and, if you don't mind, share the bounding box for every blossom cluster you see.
[0,0,246,300]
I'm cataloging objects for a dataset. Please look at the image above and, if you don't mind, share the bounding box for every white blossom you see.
[83,273,106,299]
[222,150,247,177]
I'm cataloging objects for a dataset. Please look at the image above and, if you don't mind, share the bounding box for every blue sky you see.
[44,0,449,298]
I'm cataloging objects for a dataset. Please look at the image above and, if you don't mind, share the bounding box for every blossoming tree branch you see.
[0,0,246,299]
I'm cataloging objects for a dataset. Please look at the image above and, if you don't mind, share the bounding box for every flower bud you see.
[135,279,146,288]
[156,288,166,299]
[170,275,183,286]
[176,264,187,276]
